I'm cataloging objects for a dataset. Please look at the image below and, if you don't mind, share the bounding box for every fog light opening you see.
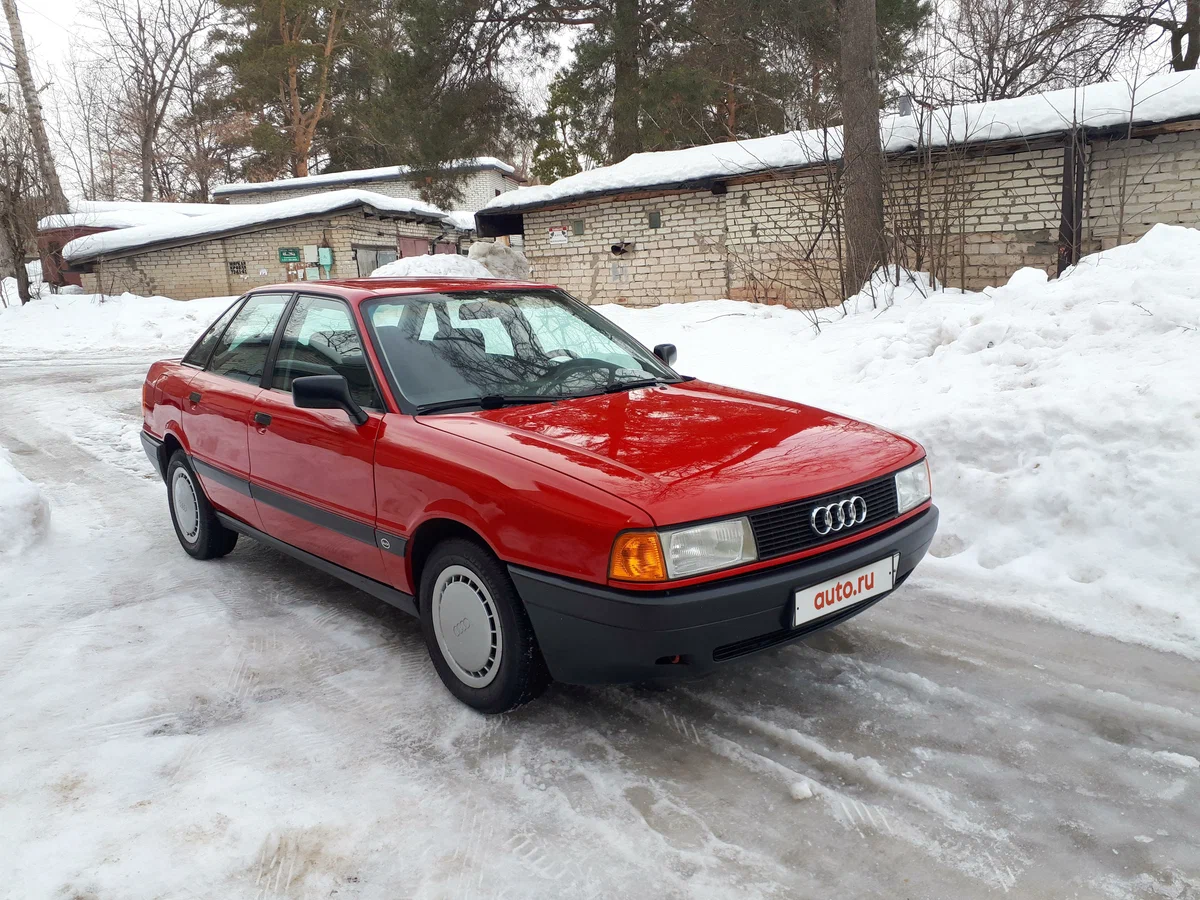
[655,654,688,666]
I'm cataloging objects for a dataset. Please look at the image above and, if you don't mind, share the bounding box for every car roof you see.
[247,276,558,304]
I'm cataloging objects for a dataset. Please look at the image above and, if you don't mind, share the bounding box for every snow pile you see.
[603,224,1200,657]
[0,292,234,355]
[371,254,492,279]
[484,71,1200,213]
[0,448,50,557]
[468,241,531,279]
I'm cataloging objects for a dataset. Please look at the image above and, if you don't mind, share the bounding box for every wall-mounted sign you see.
[317,247,333,267]
[279,247,301,263]
[548,225,569,246]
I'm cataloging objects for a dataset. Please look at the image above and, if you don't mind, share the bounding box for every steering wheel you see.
[541,348,579,361]
[537,357,621,394]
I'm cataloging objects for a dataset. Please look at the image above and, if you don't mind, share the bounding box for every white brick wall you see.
[519,128,1200,306]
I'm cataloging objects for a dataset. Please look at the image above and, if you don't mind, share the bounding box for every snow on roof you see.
[212,157,517,196]
[482,71,1200,216]
[39,200,224,233]
[63,189,455,264]
[443,210,478,232]
[75,199,220,218]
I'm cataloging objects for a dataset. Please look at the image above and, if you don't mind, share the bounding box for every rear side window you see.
[183,298,244,368]
[207,293,290,384]
[272,295,382,410]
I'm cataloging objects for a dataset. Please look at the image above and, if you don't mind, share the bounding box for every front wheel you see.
[166,451,238,560]
[419,538,549,713]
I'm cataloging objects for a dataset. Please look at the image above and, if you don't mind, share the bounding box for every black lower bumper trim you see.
[141,430,164,479]
[511,505,938,685]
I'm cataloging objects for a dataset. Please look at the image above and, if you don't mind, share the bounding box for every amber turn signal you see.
[609,531,667,582]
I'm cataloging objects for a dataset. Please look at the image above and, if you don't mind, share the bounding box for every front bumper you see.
[511,505,938,685]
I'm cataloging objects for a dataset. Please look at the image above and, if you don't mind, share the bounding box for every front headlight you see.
[660,517,757,578]
[895,459,931,514]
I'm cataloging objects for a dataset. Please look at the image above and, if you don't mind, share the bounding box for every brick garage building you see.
[63,191,466,301]
[212,157,522,211]
[477,72,1200,306]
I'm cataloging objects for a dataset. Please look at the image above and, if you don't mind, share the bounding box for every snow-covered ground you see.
[1,228,1198,898]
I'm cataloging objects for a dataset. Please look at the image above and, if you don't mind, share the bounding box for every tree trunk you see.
[610,0,641,162]
[838,0,886,298]
[1170,0,1200,70]
[140,133,154,201]
[1,0,69,214]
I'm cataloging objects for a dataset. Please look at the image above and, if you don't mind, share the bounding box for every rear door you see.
[248,293,388,582]
[183,292,291,528]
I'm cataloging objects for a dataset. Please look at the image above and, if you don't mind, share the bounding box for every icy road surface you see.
[1,354,1198,900]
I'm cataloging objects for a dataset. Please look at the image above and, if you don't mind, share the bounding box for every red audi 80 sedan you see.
[141,277,938,712]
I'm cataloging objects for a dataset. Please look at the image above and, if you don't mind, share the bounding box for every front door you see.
[248,294,388,582]
[183,292,291,529]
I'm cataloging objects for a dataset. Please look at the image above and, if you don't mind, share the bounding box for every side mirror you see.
[292,375,369,426]
[653,343,677,367]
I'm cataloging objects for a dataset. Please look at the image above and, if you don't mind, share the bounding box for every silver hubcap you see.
[172,468,201,543]
[431,564,503,689]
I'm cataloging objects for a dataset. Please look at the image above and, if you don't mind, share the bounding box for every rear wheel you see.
[419,538,549,713]
[166,450,238,560]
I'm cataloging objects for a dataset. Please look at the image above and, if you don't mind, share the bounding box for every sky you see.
[13,0,81,65]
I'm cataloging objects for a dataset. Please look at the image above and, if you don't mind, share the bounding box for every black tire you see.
[419,538,550,713]
[166,450,238,560]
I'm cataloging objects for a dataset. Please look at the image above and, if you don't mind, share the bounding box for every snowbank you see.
[0,448,50,557]
[0,292,235,355]
[371,254,492,279]
[484,71,1200,213]
[602,224,1200,657]
[468,241,531,279]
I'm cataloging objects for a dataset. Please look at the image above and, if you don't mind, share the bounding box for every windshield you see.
[364,289,678,410]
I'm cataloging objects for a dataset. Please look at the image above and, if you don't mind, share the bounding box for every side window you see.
[272,295,382,410]
[183,298,244,368]
[206,293,290,384]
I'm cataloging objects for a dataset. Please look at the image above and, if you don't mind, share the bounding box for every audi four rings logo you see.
[810,497,868,535]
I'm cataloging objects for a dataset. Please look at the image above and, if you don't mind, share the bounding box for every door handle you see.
[253,412,272,427]
[188,391,201,403]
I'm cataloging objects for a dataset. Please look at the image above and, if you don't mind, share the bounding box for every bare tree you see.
[838,0,886,297]
[0,91,49,305]
[90,0,218,201]
[1077,1,1200,70]
[0,0,68,213]
[939,0,1125,101]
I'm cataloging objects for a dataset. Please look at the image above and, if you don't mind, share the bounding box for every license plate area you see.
[793,554,898,628]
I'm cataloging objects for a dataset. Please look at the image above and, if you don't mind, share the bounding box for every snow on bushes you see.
[604,224,1200,656]
[0,292,235,355]
[0,449,50,556]
[371,254,492,279]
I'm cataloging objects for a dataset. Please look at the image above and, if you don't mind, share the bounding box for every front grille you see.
[747,473,899,560]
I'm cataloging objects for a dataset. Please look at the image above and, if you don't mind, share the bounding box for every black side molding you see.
[214,512,418,617]
[193,458,252,497]
[249,481,377,546]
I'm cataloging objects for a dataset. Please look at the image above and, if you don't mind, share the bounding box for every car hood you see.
[419,380,924,526]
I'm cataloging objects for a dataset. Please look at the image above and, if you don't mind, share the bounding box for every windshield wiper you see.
[415,394,554,415]
[602,377,668,394]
